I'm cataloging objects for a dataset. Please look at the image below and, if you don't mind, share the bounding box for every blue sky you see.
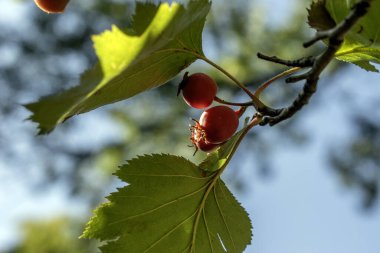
[240,67,380,253]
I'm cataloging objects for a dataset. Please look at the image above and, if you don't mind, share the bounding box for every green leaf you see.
[352,59,379,72]
[25,0,211,134]
[334,40,380,72]
[307,0,336,31]
[82,154,252,253]
[199,127,248,173]
[324,0,380,72]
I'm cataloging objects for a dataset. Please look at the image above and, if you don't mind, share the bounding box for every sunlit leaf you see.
[334,40,380,72]
[26,0,211,134]
[81,154,252,253]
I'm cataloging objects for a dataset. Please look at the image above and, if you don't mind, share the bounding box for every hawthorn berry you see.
[196,138,220,153]
[178,72,217,109]
[34,0,70,13]
[199,105,239,144]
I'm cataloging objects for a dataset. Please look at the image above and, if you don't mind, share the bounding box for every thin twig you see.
[259,0,371,126]
[257,53,315,68]
[254,67,302,97]
[285,72,310,83]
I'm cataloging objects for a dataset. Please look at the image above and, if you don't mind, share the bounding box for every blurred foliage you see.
[6,217,97,253]
[330,115,380,209]
[0,0,379,252]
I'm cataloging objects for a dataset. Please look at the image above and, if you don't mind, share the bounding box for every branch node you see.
[303,31,330,48]
[257,0,371,126]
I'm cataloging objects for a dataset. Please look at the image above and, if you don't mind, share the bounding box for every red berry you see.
[179,72,217,109]
[34,0,70,13]
[196,138,220,152]
[199,105,239,144]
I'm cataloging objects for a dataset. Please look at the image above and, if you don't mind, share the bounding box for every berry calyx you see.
[199,105,239,144]
[190,120,220,154]
[34,0,70,14]
[178,72,218,109]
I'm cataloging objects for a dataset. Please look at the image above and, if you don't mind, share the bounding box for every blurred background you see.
[0,0,379,252]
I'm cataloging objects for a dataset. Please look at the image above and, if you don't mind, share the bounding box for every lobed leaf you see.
[81,154,252,253]
[25,0,211,134]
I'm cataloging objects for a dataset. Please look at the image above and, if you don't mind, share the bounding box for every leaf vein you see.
[142,210,198,253]
[123,173,212,180]
[108,183,209,226]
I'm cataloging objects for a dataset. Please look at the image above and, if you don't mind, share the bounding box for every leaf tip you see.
[23,102,54,135]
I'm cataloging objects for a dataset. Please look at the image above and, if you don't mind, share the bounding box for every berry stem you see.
[214,96,254,106]
[157,47,281,116]
[254,67,302,97]
[195,54,261,102]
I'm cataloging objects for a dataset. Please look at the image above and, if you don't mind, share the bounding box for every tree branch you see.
[258,0,371,126]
